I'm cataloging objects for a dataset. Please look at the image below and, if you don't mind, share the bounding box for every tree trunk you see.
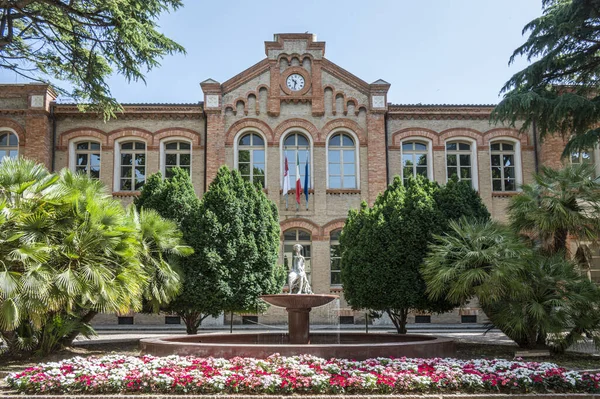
[386,308,409,334]
[553,228,569,255]
[60,310,98,347]
[0,330,22,356]
[181,312,201,335]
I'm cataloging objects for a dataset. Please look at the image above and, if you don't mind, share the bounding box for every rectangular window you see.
[446,141,472,187]
[339,316,354,324]
[242,315,258,325]
[415,315,431,323]
[118,316,134,325]
[491,142,517,191]
[165,316,181,325]
[461,315,477,323]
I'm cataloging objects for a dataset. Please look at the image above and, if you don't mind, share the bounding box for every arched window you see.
[163,140,191,178]
[283,229,312,283]
[328,133,356,189]
[237,133,265,187]
[446,140,473,187]
[401,141,429,184]
[491,141,516,191]
[117,140,146,191]
[330,229,342,286]
[74,141,101,178]
[0,131,18,162]
[282,132,310,189]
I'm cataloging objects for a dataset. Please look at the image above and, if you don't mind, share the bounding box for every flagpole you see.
[284,151,289,210]
[305,150,309,210]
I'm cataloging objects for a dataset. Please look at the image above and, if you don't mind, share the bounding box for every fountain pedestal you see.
[260,294,338,344]
[287,307,310,344]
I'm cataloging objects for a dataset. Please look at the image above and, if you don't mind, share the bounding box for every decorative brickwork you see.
[225,118,275,145]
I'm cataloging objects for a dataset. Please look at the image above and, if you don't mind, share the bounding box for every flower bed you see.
[5,354,600,395]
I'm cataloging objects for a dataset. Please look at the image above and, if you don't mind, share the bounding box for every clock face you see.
[286,74,305,91]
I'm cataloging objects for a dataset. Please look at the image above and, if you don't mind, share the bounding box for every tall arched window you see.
[491,141,516,191]
[446,140,473,187]
[237,133,265,187]
[0,131,18,162]
[118,140,146,191]
[330,229,342,286]
[283,229,312,283]
[163,140,191,178]
[282,132,310,189]
[401,141,429,184]
[328,133,356,189]
[74,141,101,178]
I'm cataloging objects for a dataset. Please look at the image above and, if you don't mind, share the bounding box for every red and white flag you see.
[283,154,290,194]
[295,152,302,204]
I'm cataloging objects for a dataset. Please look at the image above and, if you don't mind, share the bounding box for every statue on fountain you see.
[288,244,312,294]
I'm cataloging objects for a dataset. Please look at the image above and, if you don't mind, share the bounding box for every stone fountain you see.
[140,244,455,359]
[260,243,338,344]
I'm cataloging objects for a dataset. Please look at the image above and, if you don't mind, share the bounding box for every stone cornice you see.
[388,105,495,120]
[53,103,204,119]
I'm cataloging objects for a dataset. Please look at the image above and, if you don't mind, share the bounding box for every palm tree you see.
[509,163,600,255]
[422,218,528,307]
[0,159,189,354]
[423,218,600,350]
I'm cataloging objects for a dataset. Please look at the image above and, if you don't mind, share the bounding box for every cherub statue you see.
[288,244,312,294]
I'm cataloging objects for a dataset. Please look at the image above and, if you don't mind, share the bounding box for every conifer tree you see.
[492,0,600,155]
[136,167,285,333]
[0,1,185,119]
[341,176,490,334]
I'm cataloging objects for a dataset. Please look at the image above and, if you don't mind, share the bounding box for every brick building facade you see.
[0,34,595,326]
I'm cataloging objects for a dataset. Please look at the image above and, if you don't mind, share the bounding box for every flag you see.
[304,152,309,206]
[295,152,301,204]
[283,154,290,194]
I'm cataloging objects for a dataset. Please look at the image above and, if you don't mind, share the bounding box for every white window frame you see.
[113,137,147,192]
[69,137,101,177]
[0,128,19,161]
[159,137,193,180]
[400,137,434,182]
[280,128,314,189]
[489,138,522,192]
[569,143,600,177]
[444,137,479,190]
[233,128,267,187]
[325,128,360,189]
[330,229,342,287]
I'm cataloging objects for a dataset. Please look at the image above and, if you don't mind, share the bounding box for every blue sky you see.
[0,0,543,105]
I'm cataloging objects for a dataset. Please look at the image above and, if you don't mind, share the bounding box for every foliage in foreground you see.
[136,166,285,334]
[423,163,600,351]
[492,0,600,157]
[509,163,600,255]
[0,0,185,120]
[0,158,190,355]
[340,176,489,334]
[6,354,600,394]
[423,218,600,351]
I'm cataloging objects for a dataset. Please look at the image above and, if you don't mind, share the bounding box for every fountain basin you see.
[140,332,455,360]
[260,294,339,309]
